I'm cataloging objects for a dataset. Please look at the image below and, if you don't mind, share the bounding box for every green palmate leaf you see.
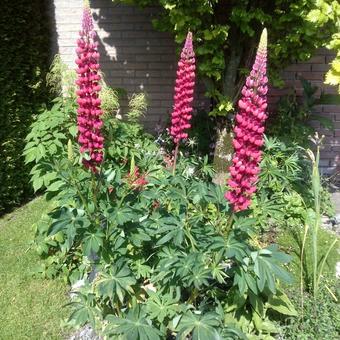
[145,288,181,323]
[233,267,248,295]
[186,266,211,289]
[249,291,264,317]
[175,311,222,340]
[131,259,152,279]
[105,305,162,340]
[110,207,138,226]
[244,272,258,295]
[95,260,136,303]
[67,292,99,328]
[156,230,179,246]
[266,289,297,316]
[253,254,276,293]
[225,236,248,262]
[48,207,75,236]
[252,312,278,335]
[224,287,247,313]
[210,259,228,284]
[252,245,292,294]
[46,180,65,192]
[82,230,105,257]
[221,326,248,340]
[68,302,94,327]
[62,223,77,252]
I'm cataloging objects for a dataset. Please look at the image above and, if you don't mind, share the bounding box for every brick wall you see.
[51,0,207,132]
[50,0,339,174]
[268,48,339,174]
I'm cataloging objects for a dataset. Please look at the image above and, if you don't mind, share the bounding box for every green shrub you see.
[122,0,337,109]
[0,0,50,213]
[280,281,340,339]
[26,94,295,338]
[23,97,77,192]
[251,136,334,235]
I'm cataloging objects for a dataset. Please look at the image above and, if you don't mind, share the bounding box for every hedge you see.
[0,0,50,213]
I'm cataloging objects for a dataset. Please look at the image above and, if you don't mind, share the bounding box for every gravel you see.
[68,325,102,340]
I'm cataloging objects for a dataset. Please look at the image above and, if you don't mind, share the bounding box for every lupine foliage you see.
[33,135,296,339]
[24,56,151,195]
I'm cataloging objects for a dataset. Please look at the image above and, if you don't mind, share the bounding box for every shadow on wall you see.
[47,0,59,61]
[90,0,178,131]
[49,0,209,132]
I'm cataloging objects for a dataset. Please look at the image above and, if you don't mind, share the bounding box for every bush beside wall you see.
[0,0,50,213]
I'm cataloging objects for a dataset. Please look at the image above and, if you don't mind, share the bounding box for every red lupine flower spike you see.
[75,4,104,172]
[225,28,268,212]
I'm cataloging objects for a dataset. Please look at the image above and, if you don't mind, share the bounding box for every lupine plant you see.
[28,10,299,338]
[225,28,268,212]
[170,31,196,172]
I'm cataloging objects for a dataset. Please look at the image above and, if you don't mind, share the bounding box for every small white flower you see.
[184,166,195,178]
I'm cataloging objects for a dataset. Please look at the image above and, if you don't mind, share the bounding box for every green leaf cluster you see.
[23,97,77,192]
[307,0,340,93]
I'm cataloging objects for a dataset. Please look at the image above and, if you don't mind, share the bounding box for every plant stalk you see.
[224,212,234,237]
[312,145,320,299]
[172,143,179,175]
[300,222,309,312]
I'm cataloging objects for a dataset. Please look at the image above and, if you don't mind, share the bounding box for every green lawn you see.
[0,197,69,340]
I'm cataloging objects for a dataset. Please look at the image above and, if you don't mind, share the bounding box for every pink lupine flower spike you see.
[75,3,104,172]
[170,31,196,172]
[225,28,268,212]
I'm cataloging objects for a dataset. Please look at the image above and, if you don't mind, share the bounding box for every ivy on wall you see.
[0,0,51,213]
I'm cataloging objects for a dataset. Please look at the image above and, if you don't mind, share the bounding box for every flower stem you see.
[172,143,179,175]
[300,221,309,313]
[312,145,321,299]
[224,212,234,237]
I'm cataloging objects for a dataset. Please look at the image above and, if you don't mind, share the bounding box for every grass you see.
[0,197,69,340]
[278,227,340,339]
[278,226,339,290]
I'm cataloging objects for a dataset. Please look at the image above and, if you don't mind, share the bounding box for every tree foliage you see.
[119,0,337,115]
[307,0,340,93]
